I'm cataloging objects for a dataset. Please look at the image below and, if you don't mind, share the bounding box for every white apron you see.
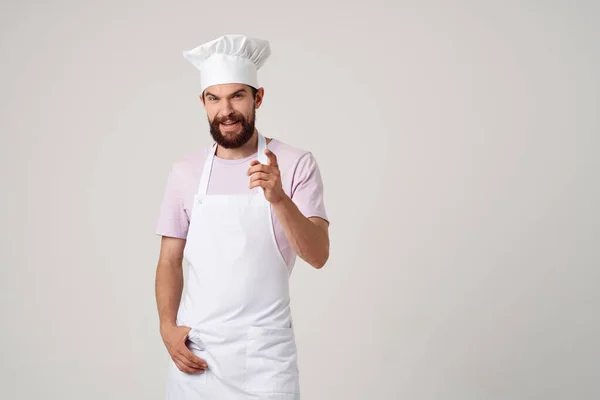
[165,132,300,400]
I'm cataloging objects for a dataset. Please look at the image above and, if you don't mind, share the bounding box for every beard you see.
[209,107,256,149]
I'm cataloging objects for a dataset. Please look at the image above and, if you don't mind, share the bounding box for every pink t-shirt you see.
[155,138,329,272]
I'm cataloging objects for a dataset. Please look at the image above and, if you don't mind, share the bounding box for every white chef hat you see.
[183,34,271,94]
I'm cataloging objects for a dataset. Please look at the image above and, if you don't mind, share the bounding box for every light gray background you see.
[1,1,598,399]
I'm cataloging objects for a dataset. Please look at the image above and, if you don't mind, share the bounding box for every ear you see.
[254,87,265,109]
[199,93,206,109]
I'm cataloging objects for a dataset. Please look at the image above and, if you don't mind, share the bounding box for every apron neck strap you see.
[196,131,267,196]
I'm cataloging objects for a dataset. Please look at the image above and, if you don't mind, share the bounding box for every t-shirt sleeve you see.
[155,163,189,239]
[290,152,329,225]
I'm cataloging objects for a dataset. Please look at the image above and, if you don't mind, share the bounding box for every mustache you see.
[217,115,243,124]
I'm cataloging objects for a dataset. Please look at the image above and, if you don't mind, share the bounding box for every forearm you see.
[272,195,329,269]
[155,259,184,330]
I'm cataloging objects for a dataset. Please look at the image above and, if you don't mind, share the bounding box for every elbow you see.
[313,261,327,269]
[311,248,329,270]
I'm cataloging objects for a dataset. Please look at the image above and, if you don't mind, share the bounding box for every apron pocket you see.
[187,327,207,351]
[244,326,300,394]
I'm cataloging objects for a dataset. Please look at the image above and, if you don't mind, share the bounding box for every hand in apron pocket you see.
[169,327,209,384]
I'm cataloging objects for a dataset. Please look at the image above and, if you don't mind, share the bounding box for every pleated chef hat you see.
[183,34,271,94]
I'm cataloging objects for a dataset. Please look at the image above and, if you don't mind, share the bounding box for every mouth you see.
[220,121,241,131]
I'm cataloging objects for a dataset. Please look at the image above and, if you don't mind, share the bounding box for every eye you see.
[233,93,243,98]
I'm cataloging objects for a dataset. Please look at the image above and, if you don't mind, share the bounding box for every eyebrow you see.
[204,89,247,99]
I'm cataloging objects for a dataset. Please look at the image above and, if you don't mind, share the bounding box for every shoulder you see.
[267,138,315,172]
[166,146,212,186]
[267,138,325,198]
[172,146,211,171]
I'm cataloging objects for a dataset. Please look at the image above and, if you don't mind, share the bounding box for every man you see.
[154,34,330,399]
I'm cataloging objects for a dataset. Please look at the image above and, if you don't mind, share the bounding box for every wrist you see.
[271,192,291,208]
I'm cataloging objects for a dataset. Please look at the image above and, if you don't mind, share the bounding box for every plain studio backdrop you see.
[1,1,598,399]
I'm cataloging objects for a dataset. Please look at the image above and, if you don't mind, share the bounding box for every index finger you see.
[179,346,208,369]
[265,148,278,167]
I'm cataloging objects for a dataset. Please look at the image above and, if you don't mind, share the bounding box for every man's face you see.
[201,83,263,149]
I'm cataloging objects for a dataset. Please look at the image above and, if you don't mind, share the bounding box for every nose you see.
[221,101,234,118]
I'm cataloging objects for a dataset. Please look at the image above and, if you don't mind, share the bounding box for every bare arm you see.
[272,197,330,269]
[155,236,186,330]
[155,236,207,373]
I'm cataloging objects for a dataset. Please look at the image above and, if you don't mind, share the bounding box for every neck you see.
[215,129,270,160]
